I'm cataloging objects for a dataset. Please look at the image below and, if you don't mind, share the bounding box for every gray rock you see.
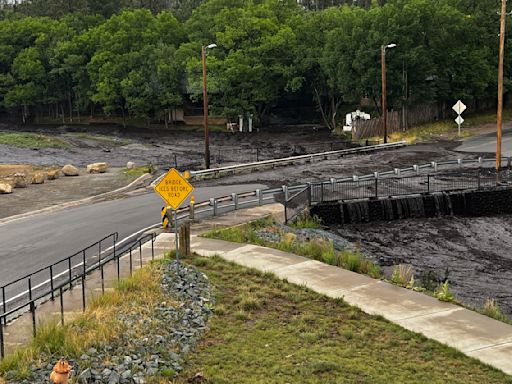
[108,371,121,384]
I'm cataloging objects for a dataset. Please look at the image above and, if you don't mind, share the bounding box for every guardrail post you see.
[282,185,289,201]
[50,265,54,301]
[189,201,195,220]
[1,287,5,325]
[413,165,419,175]
[59,286,64,326]
[28,277,36,337]
[374,172,379,198]
[457,158,462,167]
[478,157,482,167]
[430,162,438,172]
[232,193,239,210]
[394,168,400,177]
[81,275,86,312]
[82,250,86,277]
[256,189,263,205]
[68,258,73,290]
[210,198,218,216]
[0,316,4,359]
[129,249,133,277]
[151,235,155,261]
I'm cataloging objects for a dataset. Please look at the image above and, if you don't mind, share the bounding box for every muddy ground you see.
[335,215,512,316]
[2,122,511,319]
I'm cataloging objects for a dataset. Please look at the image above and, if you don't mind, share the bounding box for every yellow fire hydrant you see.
[49,359,71,384]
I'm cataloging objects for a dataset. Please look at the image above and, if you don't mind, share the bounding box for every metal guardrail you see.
[0,232,156,359]
[188,141,407,180]
[310,169,512,203]
[166,156,512,227]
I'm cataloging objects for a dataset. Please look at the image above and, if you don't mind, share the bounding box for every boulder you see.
[0,183,12,194]
[47,170,61,180]
[62,164,79,176]
[13,172,29,188]
[87,162,108,174]
[126,161,135,169]
[32,172,45,184]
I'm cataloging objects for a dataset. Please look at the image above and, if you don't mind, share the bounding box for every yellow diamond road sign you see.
[154,168,194,210]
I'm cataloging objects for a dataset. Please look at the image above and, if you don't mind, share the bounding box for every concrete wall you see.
[310,187,512,225]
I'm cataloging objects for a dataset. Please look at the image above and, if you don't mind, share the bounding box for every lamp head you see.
[386,43,397,49]
[206,43,217,49]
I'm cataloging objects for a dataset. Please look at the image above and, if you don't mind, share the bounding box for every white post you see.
[239,115,244,132]
[248,114,253,133]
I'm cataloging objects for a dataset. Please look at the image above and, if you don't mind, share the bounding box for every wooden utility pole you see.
[202,46,210,170]
[381,45,388,144]
[497,0,507,172]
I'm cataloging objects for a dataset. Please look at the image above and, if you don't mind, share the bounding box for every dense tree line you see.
[0,0,508,129]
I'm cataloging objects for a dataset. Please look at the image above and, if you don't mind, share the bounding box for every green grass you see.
[290,214,323,229]
[204,217,381,278]
[0,132,69,149]
[0,263,166,382]
[66,132,131,146]
[122,165,154,179]
[170,256,512,384]
[367,110,512,144]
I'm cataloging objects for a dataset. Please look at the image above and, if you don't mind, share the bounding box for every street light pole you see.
[201,45,210,169]
[497,0,507,172]
[381,43,396,144]
[202,43,217,170]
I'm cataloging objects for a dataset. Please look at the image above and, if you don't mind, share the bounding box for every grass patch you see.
[370,110,512,144]
[171,256,512,383]
[290,214,322,229]
[66,132,131,146]
[0,263,165,382]
[122,165,154,178]
[0,132,68,149]
[204,217,381,279]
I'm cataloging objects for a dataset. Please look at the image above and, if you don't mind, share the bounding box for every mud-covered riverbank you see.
[335,215,512,316]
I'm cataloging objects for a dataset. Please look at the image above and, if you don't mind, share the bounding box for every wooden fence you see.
[352,99,497,140]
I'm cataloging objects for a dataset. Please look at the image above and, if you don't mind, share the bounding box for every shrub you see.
[291,214,322,229]
[482,299,506,321]
[391,264,414,287]
[436,281,455,302]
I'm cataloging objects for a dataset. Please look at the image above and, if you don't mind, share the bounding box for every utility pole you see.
[497,0,507,172]
[201,45,210,169]
[201,43,217,170]
[381,43,396,144]
[381,45,387,144]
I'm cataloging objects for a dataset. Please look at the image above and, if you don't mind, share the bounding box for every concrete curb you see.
[0,172,153,226]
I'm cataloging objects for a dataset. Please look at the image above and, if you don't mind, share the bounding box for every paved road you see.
[456,127,512,156]
[0,184,266,286]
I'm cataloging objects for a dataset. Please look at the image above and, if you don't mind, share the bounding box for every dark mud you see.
[335,215,512,316]
[0,124,349,171]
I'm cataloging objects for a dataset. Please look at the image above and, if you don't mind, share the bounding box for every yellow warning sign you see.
[154,168,194,210]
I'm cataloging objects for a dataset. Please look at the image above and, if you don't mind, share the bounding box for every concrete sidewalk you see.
[187,208,512,376]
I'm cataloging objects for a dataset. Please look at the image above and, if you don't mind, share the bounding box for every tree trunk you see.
[61,104,65,124]
[164,109,169,129]
[121,107,126,128]
[68,90,73,123]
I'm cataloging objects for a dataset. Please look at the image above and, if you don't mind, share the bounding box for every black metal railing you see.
[0,232,156,359]
[310,169,512,203]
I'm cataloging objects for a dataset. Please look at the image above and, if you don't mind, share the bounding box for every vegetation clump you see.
[204,216,382,279]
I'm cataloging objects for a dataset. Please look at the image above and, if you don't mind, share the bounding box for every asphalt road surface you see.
[0,184,266,287]
[456,128,512,156]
